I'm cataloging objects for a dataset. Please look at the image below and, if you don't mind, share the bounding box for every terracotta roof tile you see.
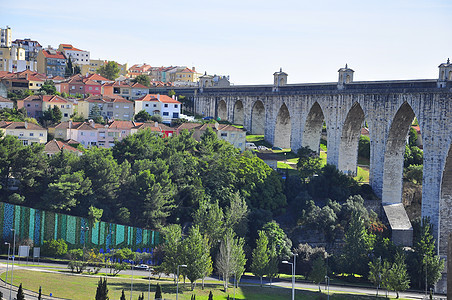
[45,139,82,153]
[42,50,66,59]
[0,96,12,103]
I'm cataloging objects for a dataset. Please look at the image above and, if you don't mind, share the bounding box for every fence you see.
[0,202,160,250]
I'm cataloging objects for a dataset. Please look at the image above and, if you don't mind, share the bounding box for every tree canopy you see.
[97,61,120,81]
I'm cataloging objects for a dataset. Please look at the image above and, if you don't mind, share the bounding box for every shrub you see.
[42,239,68,257]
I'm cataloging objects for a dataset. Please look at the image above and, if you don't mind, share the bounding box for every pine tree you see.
[16,283,25,300]
[95,278,109,300]
[154,283,162,299]
[208,291,213,300]
[120,289,126,300]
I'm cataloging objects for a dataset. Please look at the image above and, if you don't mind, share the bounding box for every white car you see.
[135,264,149,270]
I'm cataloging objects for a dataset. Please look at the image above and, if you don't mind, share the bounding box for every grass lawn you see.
[354,166,370,183]
[0,269,409,300]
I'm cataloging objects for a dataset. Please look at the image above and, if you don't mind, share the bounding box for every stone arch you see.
[302,102,325,153]
[338,102,365,175]
[449,70,452,80]
[440,143,452,254]
[233,100,244,125]
[217,99,227,121]
[274,103,291,148]
[251,100,265,135]
[382,102,416,204]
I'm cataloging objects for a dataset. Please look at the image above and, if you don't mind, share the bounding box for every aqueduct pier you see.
[192,62,452,292]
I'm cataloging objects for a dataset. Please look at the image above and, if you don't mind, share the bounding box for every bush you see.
[42,239,68,257]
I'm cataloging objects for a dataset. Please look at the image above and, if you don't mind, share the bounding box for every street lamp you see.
[324,275,330,300]
[9,229,15,300]
[147,267,154,300]
[282,253,297,300]
[130,261,134,300]
[176,264,187,300]
[4,242,10,287]
[81,225,89,261]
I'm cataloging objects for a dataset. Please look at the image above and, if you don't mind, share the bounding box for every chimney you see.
[172,95,175,100]
[154,121,158,127]
[192,67,195,72]
[24,121,28,129]
[88,119,95,128]
[157,94,160,101]
[69,120,72,128]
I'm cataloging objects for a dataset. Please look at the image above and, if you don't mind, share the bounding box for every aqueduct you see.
[193,62,452,292]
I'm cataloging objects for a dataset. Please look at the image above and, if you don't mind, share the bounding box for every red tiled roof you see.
[158,95,181,104]
[45,139,82,153]
[60,44,84,52]
[42,50,66,59]
[42,95,69,103]
[131,82,148,89]
[86,74,111,82]
[0,96,12,103]
[0,121,44,130]
[108,120,135,129]
[83,79,101,86]
[135,94,159,102]
[113,81,131,87]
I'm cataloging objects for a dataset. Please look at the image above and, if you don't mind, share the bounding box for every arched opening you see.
[233,100,244,125]
[338,102,365,176]
[346,75,351,83]
[302,102,325,154]
[440,144,452,255]
[274,103,291,148]
[449,71,452,81]
[251,100,265,135]
[382,102,418,204]
[217,100,227,121]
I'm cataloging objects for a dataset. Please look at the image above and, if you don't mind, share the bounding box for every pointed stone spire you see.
[345,63,348,69]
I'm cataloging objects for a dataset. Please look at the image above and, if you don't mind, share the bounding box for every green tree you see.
[297,146,322,183]
[193,200,224,248]
[150,114,163,123]
[261,221,292,260]
[134,110,152,122]
[154,283,162,299]
[88,206,103,229]
[309,257,327,292]
[266,245,279,286]
[16,283,25,300]
[97,61,120,81]
[181,226,213,290]
[216,229,246,291]
[132,74,150,87]
[341,213,374,276]
[42,239,68,257]
[405,164,423,184]
[65,58,74,77]
[39,80,58,95]
[358,135,370,159]
[368,257,384,296]
[382,253,410,299]
[40,106,62,126]
[95,278,109,300]
[251,231,269,286]
[160,224,182,282]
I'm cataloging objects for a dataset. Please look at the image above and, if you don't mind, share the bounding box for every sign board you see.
[33,247,40,258]
[18,245,30,257]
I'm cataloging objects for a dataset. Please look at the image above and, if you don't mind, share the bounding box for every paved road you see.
[0,259,446,300]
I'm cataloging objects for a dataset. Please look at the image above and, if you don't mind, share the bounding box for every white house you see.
[134,94,181,124]
[0,96,14,109]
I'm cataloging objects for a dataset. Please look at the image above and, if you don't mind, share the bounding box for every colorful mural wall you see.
[0,202,160,250]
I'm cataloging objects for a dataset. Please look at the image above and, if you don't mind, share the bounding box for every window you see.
[153,104,157,107]
[145,104,149,107]
[231,133,235,138]
[172,112,179,118]
[107,111,113,117]
[164,104,168,108]
[39,133,43,137]
[221,133,227,137]
[72,86,75,89]
[124,106,129,109]
[27,104,31,107]
[81,132,84,136]
[19,132,24,137]
[66,105,70,108]
[121,130,126,134]
[99,132,105,137]
[115,105,119,108]
[61,105,64,108]
[174,104,178,108]
[35,104,38,107]
[163,112,169,116]
[29,133,34,137]
[64,113,68,117]
[90,132,95,136]
[23,140,28,146]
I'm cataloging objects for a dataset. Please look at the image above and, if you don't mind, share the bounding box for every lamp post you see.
[282,260,294,300]
[147,267,154,300]
[325,275,330,300]
[424,254,428,297]
[4,242,10,287]
[9,229,15,300]
[130,261,134,300]
[81,225,89,261]
[176,264,187,300]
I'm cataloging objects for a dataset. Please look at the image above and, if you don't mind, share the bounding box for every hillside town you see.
[0,26,245,153]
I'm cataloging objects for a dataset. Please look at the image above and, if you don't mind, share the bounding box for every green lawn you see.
[0,269,408,300]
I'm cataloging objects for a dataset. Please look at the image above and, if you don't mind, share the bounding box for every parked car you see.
[202,116,214,120]
[272,146,283,151]
[135,264,150,270]
[258,145,268,151]
[245,142,258,150]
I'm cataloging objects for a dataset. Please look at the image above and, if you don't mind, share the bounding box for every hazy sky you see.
[1,0,451,84]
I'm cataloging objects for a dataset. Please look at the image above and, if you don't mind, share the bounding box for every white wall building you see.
[58,44,90,66]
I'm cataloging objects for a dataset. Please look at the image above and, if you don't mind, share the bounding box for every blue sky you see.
[1,0,451,84]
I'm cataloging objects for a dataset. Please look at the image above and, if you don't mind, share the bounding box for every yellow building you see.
[175,67,201,83]
[40,95,75,121]
[81,60,129,77]
[0,121,47,145]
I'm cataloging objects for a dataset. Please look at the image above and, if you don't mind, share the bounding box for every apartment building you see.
[0,121,47,145]
[77,95,134,121]
[37,49,67,78]
[58,44,90,66]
